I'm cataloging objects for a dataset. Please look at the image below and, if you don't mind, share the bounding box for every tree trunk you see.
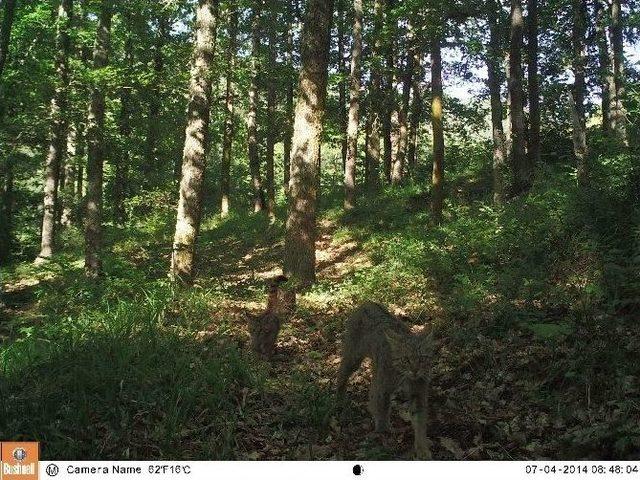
[283,1,295,195]
[247,7,264,213]
[38,0,73,262]
[610,0,628,145]
[170,0,219,284]
[382,0,395,184]
[430,36,444,223]
[283,0,334,288]
[509,0,529,194]
[84,0,111,278]
[488,0,507,204]
[0,0,17,79]
[344,0,362,210]
[337,0,347,172]
[407,53,423,176]
[0,155,14,263]
[145,14,168,185]
[527,0,540,167]
[76,121,85,199]
[367,0,383,190]
[595,0,613,133]
[60,124,77,226]
[392,22,413,186]
[266,10,277,219]
[571,0,588,184]
[220,6,237,216]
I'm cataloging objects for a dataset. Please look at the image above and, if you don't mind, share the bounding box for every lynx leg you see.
[410,388,432,460]
[368,373,393,432]
[336,349,363,396]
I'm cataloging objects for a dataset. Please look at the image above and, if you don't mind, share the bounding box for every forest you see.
[0,0,639,461]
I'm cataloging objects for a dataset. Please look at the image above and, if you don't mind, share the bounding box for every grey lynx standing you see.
[247,275,294,358]
[337,301,434,460]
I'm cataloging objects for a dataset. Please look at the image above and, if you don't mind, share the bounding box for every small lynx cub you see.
[337,301,434,460]
[247,275,294,358]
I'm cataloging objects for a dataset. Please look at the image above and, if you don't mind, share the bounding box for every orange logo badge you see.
[0,443,39,480]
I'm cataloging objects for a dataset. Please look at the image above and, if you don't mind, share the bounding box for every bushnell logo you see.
[0,442,39,480]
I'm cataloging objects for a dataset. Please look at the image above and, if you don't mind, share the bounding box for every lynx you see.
[337,301,434,460]
[247,275,294,358]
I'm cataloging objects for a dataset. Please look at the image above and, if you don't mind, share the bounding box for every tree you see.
[508,0,529,194]
[84,0,112,278]
[265,5,277,219]
[595,0,614,133]
[344,0,362,209]
[392,20,413,186]
[610,0,628,145]
[247,6,264,213]
[487,0,507,204]
[527,0,540,167]
[37,0,73,262]
[571,0,588,184]
[283,0,334,287]
[169,0,219,283]
[220,5,237,217]
[430,35,444,222]
[0,0,17,79]
[366,0,383,190]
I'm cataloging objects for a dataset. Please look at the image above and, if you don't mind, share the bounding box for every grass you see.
[1,141,639,459]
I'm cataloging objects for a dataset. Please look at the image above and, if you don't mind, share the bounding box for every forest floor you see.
[1,151,640,460]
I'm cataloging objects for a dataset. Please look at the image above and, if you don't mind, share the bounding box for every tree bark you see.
[38,0,73,262]
[392,21,413,186]
[430,36,444,223]
[367,0,383,190]
[247,7,264,213]
[595,0,613,133]
[337,0,347,172]
[170,0,219,283]
[0,155,14,263]
[382,0,395,183]
[0,0,17,79]
[610,0,628,145]
[407,52,423,176]
[509,0,529,194]
[571,0,588,184]
[60,124,77,226]
[344,0,362,210]
[283,1,296,195]
[283,0,334,288]
[526,0,540,167]
[220,6,237,217]
[84,0,111,278]
[488,0,507,204]
[266,9,277,219]
[144,14,168,185]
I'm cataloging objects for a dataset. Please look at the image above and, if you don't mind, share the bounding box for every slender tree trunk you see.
[113,27,133,226]
[283,0,334,288]
[527,0,540,167]
[571,0,588,184]
[382,0,395,183]
[0,0,17,79]
[610,0,628,145]
[344,0,362,210]
[283,2,296,195]
[170,0,219,283]
[76,121,85,199]
[247,7,264,213]
[60,124,77,226]
[488,0,507,204]
[364,108,371,187]
[430,36,444,223]
[145,15,167,184]
[84,0,111,278]
[220,6,237,216]
[0,155,14,263]
[392,22,413,186]
[367,0,383,190]
[38,0,73,262]
[265,12,277,219]
[337,0,347,172]
[407,53,423,176]
[509,0,529,194]
[595,0,613,133]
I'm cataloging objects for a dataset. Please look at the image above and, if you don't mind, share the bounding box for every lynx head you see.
[385,329,434,382]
